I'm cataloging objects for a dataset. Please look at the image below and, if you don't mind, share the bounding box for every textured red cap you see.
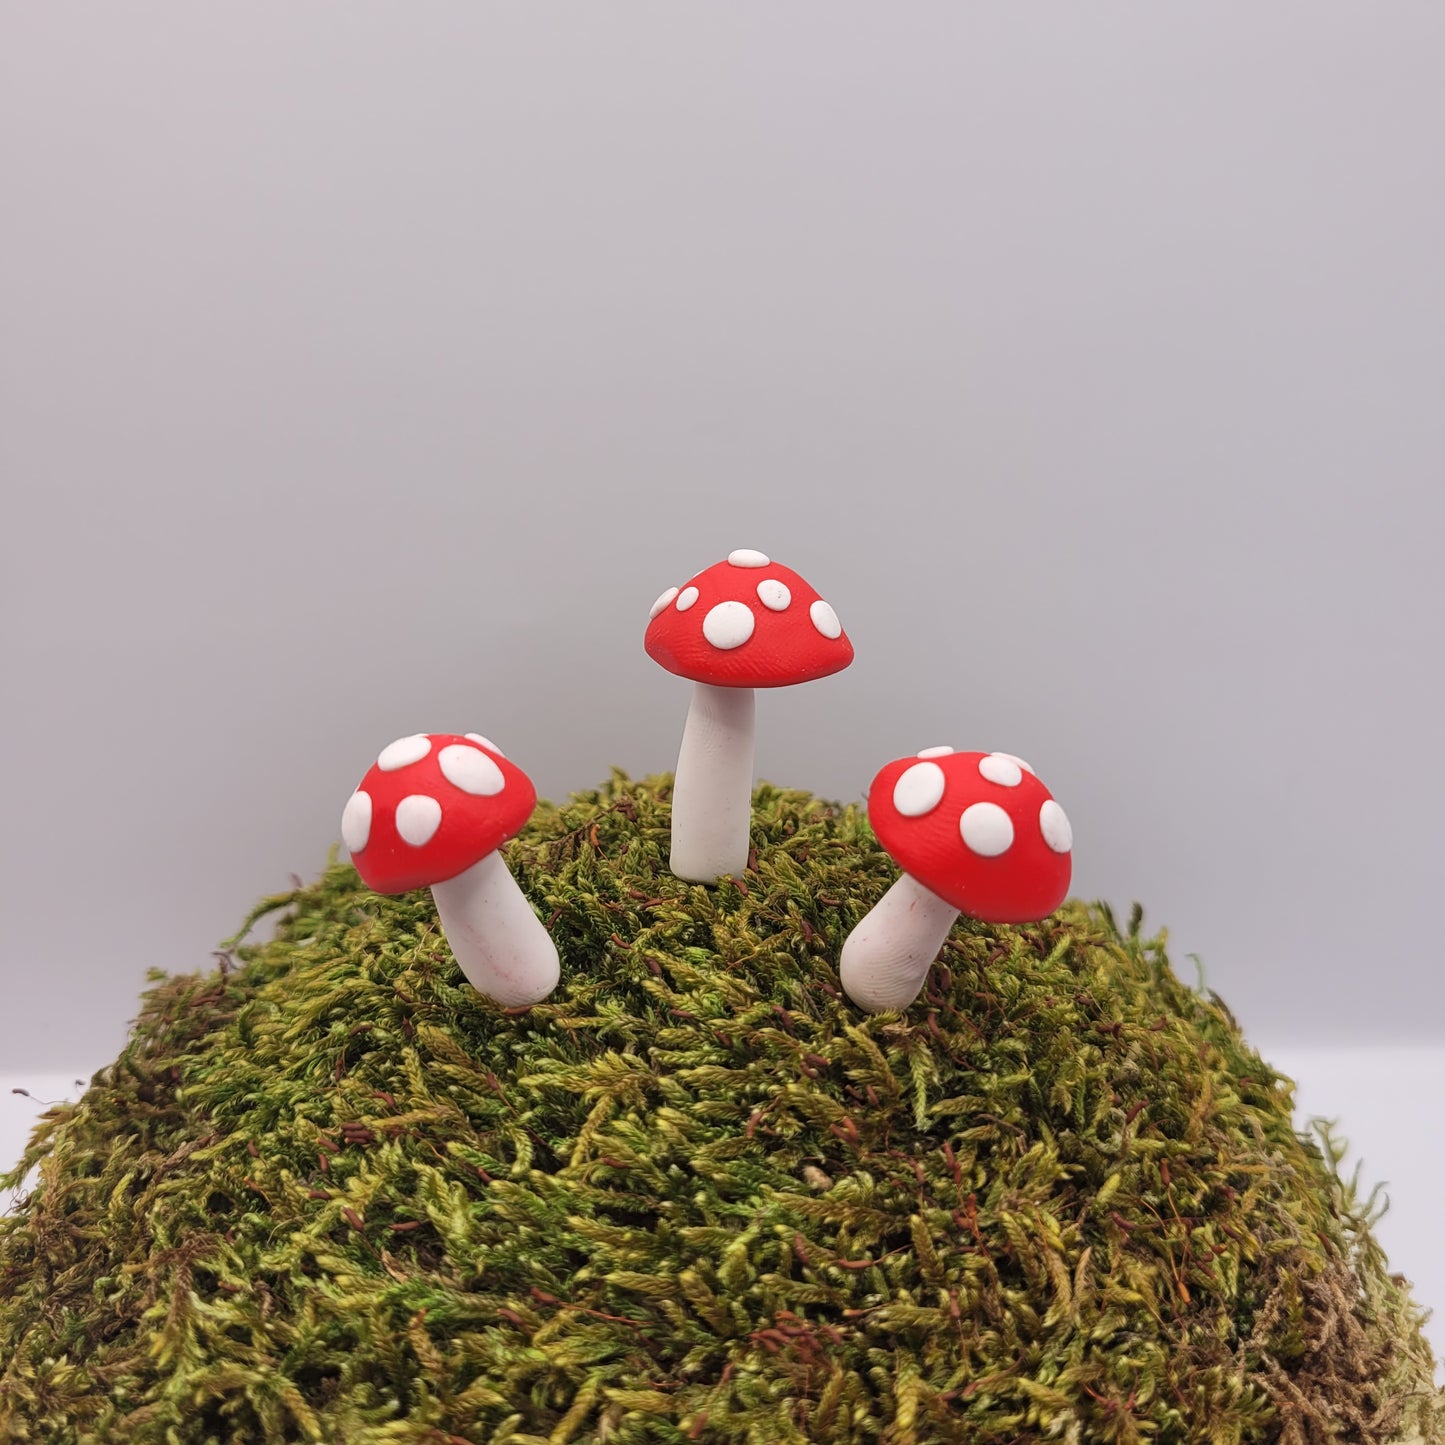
[865,749,1073,923]
[644,549,854,688]
[341,733,536,894]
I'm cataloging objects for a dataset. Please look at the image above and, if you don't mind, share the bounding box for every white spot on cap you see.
[728,549,770,568]
[893,761,946,817]
[702,600,755,650]
[979,754,1023,788]
[810,599,842,639]
[756,578,791,611]
[995,752,1035,775]
[465,733,504,756]
[960,802,1014,857]
[378,734,431,771]
[1040,799,1073,853]
[917,746,954,759]
[676,586,700,612]
[650,586,680,619]
[396,794,443,847]
[439,744,505,796]
[341,791,372,853]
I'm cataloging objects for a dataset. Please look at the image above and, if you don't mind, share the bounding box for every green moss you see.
[1,773,1439,1444]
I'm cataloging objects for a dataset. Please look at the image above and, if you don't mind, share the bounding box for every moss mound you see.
[1,774,1439,1444]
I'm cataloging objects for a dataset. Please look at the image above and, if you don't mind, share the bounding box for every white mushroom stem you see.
[839,873,959,1012]
[669,681,756,882]
[429,850,560,1007]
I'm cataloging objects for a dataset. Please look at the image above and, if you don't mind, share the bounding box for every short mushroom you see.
[840,749,1073,1012]
[645,549,854,881]
[341,732,560,1007]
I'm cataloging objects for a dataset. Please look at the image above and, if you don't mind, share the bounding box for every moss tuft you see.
[1,773,1439,1443]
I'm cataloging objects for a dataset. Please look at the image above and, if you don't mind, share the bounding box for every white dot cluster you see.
[960,802,1013,856]
[702,599,754,650]
[377,734,431,771]
[346,735,512,856]
[756,578,791,611]
[341,790,372,853]
[396,793,443,846]
[439,744,505,796]
[1039,800,1072,853]
[647,551,844,655]
[978,754,1022,787]
[893,761,946,816]
[888,752,1072,860]
[809,600,842,639]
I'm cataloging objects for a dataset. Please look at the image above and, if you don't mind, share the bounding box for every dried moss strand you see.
[0,772,1438,1444]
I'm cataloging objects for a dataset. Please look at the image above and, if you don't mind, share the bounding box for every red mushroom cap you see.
[645,549,854,688]
[341,733,536,894]
[865,749,1072,923]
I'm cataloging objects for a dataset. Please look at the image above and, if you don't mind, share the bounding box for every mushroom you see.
[645,549,854,882]
[840,749,1073,1012]
[341,732,560,1007]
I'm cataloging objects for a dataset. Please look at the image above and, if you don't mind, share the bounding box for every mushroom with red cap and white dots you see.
[839,748,1073,1012]
[340,732,560,1007]
[645,549,854,882]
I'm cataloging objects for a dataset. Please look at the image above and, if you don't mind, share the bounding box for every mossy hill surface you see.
[1,774,1439,1445]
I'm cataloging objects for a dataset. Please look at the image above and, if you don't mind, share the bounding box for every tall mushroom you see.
[341,732,560,1007]
[645,549,854,882]
[840,748,1073,1012]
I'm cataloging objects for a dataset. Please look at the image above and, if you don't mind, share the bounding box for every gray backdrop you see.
[2,4,1442,1073]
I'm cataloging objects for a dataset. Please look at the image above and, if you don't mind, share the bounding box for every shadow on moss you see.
[1,773,1439,1443]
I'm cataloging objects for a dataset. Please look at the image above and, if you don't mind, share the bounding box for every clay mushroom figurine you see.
[645,549,854,882]
[840,748,1073,1012]
[341,732,560,1007]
